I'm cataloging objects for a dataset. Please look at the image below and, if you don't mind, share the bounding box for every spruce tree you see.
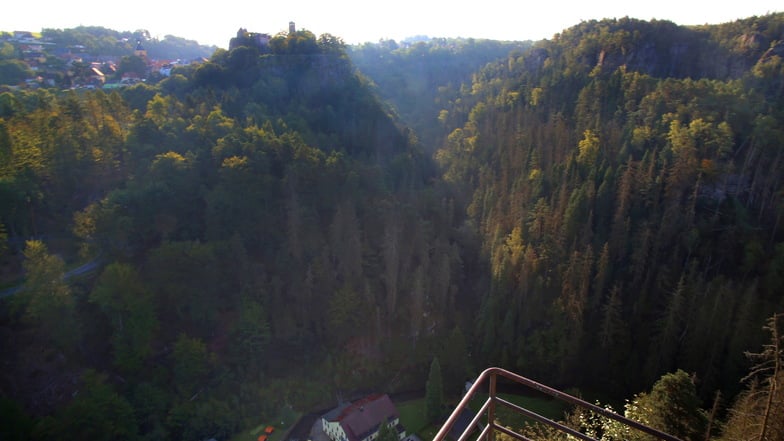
[426,357,444,424]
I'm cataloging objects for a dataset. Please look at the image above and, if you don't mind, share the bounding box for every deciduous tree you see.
[621,370,707,441]
[90,263,157,373]
[17,240,78,350]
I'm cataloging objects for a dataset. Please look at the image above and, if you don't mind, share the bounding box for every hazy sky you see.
[2,0,781,48]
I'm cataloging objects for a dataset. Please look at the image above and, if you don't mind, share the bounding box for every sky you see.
[2,0,781,48]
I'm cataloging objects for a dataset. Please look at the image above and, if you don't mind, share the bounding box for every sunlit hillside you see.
[1,15,783,441]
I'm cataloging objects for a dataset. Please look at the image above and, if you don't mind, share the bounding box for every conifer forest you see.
[1,14,783,441]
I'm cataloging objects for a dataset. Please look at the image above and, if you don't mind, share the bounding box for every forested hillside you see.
[0,14,783,441]
[431,12,784,405]
[0,29,479,440]
[349,38,531,149]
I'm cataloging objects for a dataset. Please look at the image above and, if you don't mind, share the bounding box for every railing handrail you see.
[432,367,683,441]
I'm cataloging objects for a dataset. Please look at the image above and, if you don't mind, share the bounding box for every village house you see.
[148,59,180,77]
[12,31,35,42]
[322,394,406,441]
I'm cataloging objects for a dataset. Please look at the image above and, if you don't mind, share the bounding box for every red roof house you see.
[321,394,405,441]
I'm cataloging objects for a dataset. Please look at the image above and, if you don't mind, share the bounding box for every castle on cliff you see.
[229,22,296,51]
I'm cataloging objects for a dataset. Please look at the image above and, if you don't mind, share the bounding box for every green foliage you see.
[565,371,706,441]
[350,38,531,149]
[1,89,131,237]
[434,12,784,398]
[0,59,32,85]
[3,14,784,441]
[0,398,34,441]
[145,34,215,60]
[17,240,79,349]
[90,263,157,372]
[439,326,471,394]
[577,129,600,167]
[623,370,707,440]
[166,398,239,441]
[40,26,214,59]
[426,357,444,424]
[397,399,429,435]
[35,371,139,441]
[227,297,271,372]
[129,382,169,439]
[377,418,399,441]
[0,42,17,60]
[116,55,148,78]
[327,284,364,344]
[318,33,346,53]
[171,333,215,398]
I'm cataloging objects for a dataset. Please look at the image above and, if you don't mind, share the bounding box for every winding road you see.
[0,259,102,299]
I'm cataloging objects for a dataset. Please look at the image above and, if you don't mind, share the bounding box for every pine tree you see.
[599,284,625,349]
[426,357,444,424]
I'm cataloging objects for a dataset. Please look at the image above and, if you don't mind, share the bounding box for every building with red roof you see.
[322,394,406,441]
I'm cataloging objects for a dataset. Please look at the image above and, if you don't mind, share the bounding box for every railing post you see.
[487,370,497,441]
[434,367,683,441]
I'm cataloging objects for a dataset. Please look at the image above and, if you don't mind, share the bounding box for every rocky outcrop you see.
[760,40,784,62]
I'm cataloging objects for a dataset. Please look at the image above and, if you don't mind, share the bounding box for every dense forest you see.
[349,38,531,149]
[432,14,784,392]
[0,14,783,441]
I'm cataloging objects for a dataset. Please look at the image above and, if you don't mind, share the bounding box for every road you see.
[0,259,102,299]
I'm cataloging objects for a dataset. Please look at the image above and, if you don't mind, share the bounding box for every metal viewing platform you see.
[433,367,682,441]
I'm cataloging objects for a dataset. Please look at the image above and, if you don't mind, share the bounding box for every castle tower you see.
[289,21,296,34]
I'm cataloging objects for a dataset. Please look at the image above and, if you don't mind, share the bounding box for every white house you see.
[322,394,406,441]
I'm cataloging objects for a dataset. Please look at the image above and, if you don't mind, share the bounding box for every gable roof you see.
[323,402,351,421]
[326,394,400,441]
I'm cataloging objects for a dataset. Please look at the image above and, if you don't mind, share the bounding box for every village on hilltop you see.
[0,29,210,90]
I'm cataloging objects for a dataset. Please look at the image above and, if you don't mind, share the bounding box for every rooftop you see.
[325,394,400,441]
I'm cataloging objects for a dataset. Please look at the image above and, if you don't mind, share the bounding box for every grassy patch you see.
[397,398,428,434]
[398,391,568,438]
[230,409,302,441]
[468,392,569,431]
[397,397,444,438]
[419,426,439,440]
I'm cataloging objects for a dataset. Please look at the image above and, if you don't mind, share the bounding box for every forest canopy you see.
[1,13,784,441]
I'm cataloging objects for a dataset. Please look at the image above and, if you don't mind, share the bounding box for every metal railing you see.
[432,367,682,441]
